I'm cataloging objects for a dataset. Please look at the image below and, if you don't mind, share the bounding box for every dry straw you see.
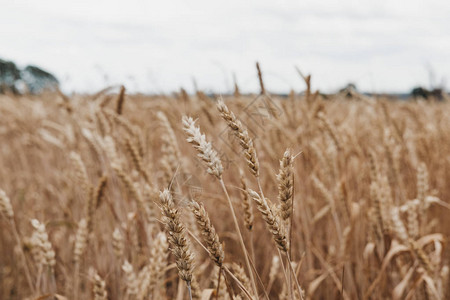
[2,77,450,300]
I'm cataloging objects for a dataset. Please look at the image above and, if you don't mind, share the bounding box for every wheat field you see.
[0,79,449,300]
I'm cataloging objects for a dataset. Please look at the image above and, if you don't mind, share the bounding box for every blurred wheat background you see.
[0,69,449,300]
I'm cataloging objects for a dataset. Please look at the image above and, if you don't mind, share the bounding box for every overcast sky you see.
[2,0,449,94]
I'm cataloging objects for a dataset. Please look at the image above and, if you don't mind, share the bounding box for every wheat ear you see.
[216,98,259,177]
[93,271,108,300]
[183,115,259,297]
[248,190,288,252]
[159,189,196,289]
[0,190,34,292]
[182,116,223,179]
[190,199,224,267]
[277,149,294,221]
[239,170,254,231]
[116,85,125,115]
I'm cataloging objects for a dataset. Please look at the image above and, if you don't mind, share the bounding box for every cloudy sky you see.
[2,0,449,94]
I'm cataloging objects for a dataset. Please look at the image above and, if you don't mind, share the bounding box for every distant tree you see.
[411,86,444,101]
[0,58,60,95]
[339,83,358,98]
[0,59,21,93]
[21,65,59,94]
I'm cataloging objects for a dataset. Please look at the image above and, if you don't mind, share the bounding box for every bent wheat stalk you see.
[182,115,258,297]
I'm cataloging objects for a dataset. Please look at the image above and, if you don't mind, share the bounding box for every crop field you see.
[0,82,449,299]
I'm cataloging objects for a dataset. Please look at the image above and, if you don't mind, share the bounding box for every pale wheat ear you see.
[182,112,259,296]
[73,218,87,264]
[122,260,138,296]
[93,271,108,300]
[0,189,14,219]
[182,115,223,179]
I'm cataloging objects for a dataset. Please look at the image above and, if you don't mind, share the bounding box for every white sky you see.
[2,0,450,94]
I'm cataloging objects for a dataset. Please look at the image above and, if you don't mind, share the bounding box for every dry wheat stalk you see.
[317,112,341,151]
[103,108,136,137]
[239,170,254,231]
[125,137,150,183]
[30,219,56,270]
[190,277,202,300]
[182,116,223,179]
[0,189,14,219]
[122,260,139,297]
[377,176,395,236]
[93,271,108,300]
[116,85,126,115]
[277,149,294,221]
[211,267,230,300]
[112,227,124,260]
[137,232,169,300]
[406,200,419,240]
[256,62,266,95]
[409,239,434,274]
[30,219,57,294]
[102,135,118,162]
[73,218,88,263]
[158,111,181,175]
[86,176,107,234]
[390,207,409,244]
[216,98,259,177]
[248,190,288,253]
[70,151,91,199]
[369,181,385,238]
[182,114,259,296]
[231,263,254,299]
[0,189,34,291]
[112,163,149,220]
[416,162,429,209]
[159,189,196,285]
[267,255,280,293]
[190,199,224,267]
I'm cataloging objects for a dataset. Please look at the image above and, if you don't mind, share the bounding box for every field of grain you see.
[0,82,449,299]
